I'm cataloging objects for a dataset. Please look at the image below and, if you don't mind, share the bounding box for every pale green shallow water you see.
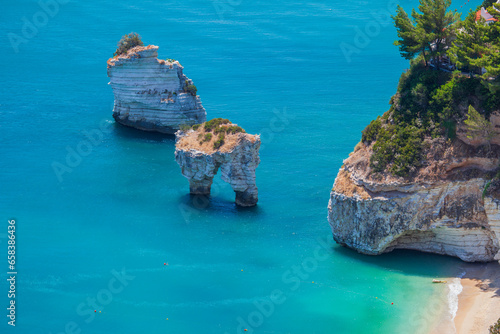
[0,0,477,333]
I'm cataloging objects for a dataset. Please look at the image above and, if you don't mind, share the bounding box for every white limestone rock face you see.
[328,175,500,262]
[484,196,500,262]
[327,138,500,263]
[107,45,206,134]
[175,129,261,207]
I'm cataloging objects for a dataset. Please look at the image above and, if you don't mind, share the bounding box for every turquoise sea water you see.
[1,0,479,333]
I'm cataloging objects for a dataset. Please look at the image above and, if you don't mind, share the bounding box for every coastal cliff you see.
[175,119,260,206]
[328,111,500,262]
[326,0,500,264]
[107,45,206,134]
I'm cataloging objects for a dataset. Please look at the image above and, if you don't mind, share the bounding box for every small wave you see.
[448,271,466,326]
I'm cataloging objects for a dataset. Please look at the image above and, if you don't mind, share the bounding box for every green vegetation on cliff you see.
[203,118,245,135]
[113,32,144,56]
[361,0,500,177]
[185,84,197,96]
[491,317,500,334]
[465,105,496,143]
[392,0,460,68]
[185,118,245,150]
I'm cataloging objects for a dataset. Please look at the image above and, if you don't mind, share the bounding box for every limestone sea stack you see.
[107,45,206,134]
[328,112,500,263]
[175,119,260,206]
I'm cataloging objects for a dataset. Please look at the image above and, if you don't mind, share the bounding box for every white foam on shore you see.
[448,271,466,325]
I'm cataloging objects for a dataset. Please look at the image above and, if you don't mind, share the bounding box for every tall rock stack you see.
[107,45,206,134]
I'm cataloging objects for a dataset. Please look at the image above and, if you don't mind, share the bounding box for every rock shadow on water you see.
[112,122,175,143]
[334,245,464,278]
[177,193,262,219]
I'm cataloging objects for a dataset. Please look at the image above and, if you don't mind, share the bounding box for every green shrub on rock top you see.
[114,32,144,56]
[490,318,500,334]
[213,133,225,149]
[226,125,245,134]
[196,118,246,149]
[179,124,192,132]
[186,85,197,96]
[199,133,212,145]
[203,133,212,142]
[204,118,231,132]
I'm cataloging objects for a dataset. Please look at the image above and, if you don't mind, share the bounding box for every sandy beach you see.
[454,262,500,334]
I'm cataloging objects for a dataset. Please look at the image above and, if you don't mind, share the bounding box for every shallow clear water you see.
[1,0,477,333]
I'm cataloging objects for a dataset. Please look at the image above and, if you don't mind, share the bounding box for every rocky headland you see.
[107,45,206,134]
[327,58,500,263]
[328,109,500,262]
[175,119,260,206]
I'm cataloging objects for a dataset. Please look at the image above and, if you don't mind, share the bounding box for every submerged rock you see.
[328,137,500,263]
[107,45,206,134]
[175,119,260,206]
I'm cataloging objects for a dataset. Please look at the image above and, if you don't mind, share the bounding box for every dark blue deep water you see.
[1,0,477,333]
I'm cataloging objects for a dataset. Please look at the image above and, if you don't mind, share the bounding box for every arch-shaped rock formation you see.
[175,121,260,206]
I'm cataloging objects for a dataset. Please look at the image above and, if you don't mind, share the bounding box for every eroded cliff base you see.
[111,113,178,134]
[328,137,500,263]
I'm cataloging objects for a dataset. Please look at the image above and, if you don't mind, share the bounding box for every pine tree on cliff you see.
[448,11,490,77]
[465,105,495,149]
[448,10,500,78]
[392,0,459,68]
[392,7,426,63]
[483,4,500,78]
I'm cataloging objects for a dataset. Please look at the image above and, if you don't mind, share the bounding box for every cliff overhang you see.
[328,134,500,263]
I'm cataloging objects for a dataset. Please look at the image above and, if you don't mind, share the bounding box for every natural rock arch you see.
[175,122,260,206]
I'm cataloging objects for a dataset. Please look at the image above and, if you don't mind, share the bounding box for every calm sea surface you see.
[0,0,477,333]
